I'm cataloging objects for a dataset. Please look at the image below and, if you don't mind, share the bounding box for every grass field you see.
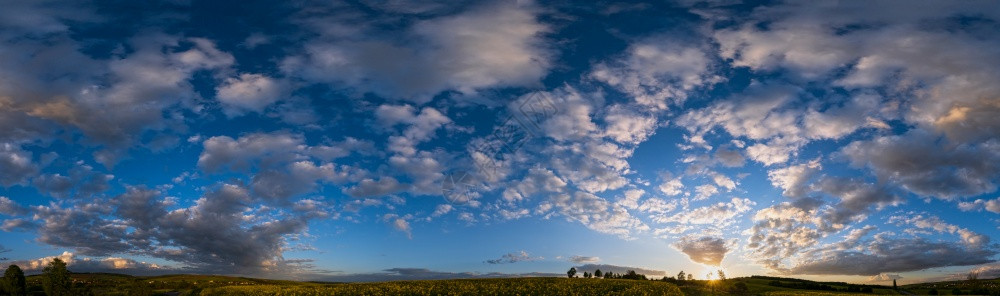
[198,278,683,296]
[19,272,1000,295]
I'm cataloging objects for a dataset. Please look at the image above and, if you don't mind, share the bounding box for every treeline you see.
[566,268,648,280]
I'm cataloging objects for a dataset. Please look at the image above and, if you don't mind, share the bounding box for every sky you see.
[1,0,1000,285]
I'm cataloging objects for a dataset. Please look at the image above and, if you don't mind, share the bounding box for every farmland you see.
[13,272,1000,295]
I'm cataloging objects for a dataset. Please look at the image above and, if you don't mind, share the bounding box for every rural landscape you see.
[2,0,1000,295]
[2,260,999,295]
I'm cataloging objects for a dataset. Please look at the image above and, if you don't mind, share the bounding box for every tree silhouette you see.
[677,271,686,281]
[567,267,577,278]
[717,270,726,281]
[583,271,591,278]
[687,273,694,281]
[4,264,27,296]
[594,269,602,278]
[42,258,71,296]
[892,279,897,290]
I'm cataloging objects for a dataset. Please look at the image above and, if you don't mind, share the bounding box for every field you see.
[199,278,683,296]
[19,273,1000,295]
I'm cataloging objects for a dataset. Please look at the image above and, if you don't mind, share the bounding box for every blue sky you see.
[1,0,1000,284]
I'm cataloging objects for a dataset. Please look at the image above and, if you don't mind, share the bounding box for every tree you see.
[42,258,71,296]
[677,271,686,281]
[567,267,577,278]
[687,273,694,281]
[594,269,602,278]
[892,279,897,289]
[4,264,27,296]
[717,270,726,281]
[583,271,591,278]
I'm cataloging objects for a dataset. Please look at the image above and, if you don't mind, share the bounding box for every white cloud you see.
[602,104,659,145]
[592,36,717,109]
[958,198,1000,214]
[540,191,648,239]
[216,73,285,116]
[658,177,684,196]
[768,160,821,198]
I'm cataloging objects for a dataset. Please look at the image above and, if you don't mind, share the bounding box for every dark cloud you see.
[813,177,901,231]
[842,130,1000,200]
[0,144,37,187]
[672,236,729,266]
[345,177,408,198]
[21,184,318,275]
[789,237,997,276]
[568,255,600,264]
[32,164,113,198]
[199,132,367,202]
[32,201,131,256]
[484,251,541,264]
[0,196,27,216]
[714,146,746,167]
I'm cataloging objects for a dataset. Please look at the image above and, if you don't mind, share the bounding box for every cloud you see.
[602,104,659,145]
[285,1,552,101]
[714,146,746,167]
[591,35,717,109]
[672,236,729,266]
[958,198,1000,214]
[346,177,408,198]
[198,132,369,201]
[484,251,542,264]
[788,237,996,276]
[22,184,318,274]
[651,197,753,227]
[0,31,235,161]
[768,160,821,199]
[538,191,648,239]
[32,163,114,199]
[0,196,27,216]
[216,73,286,116]
[568,256,600,264]
[868,273,902,282]
[890,214,990,248]
[5,251,167,275]
[658,177,684,196]
[0,144,37,187]
[842,130,1000,200]
[383,214,413,239]
[813,177,901,231]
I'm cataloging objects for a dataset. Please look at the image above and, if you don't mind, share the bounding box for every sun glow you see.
[701,267,726,281]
